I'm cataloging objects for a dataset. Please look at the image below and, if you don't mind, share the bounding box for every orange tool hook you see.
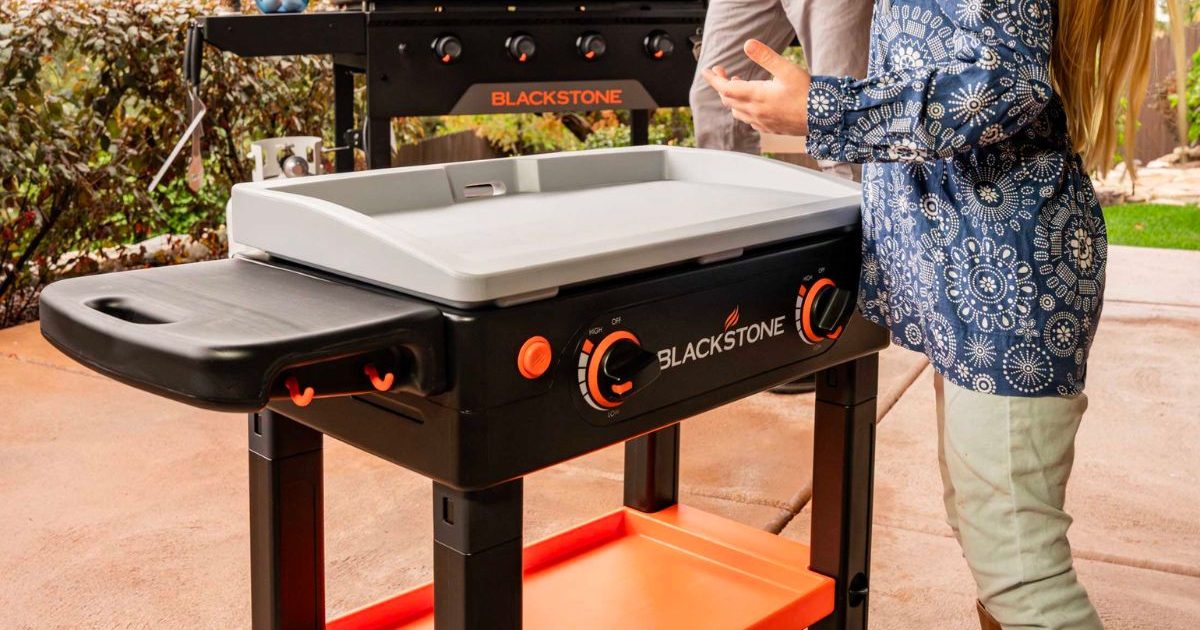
[364,363,395,392]
[284,376,315,407]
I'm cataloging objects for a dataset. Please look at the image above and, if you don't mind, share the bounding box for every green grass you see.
[1103,203,1200,251]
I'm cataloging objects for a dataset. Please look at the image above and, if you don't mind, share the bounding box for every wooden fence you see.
[394,130,500,167]
[1134,24,1200,163]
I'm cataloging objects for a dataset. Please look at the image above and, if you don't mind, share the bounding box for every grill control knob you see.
[432,35,463,64]
[797,278,853,343]
[506,34,537,62]
[643,31,675,59]
[584,331,661,409]
[577,32,607,60]
[602,339,660,394]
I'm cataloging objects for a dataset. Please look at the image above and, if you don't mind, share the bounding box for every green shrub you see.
[1162,44,1200,146]
[0,0,337,325]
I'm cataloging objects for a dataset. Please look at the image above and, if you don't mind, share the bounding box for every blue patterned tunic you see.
[805,0,1105,397]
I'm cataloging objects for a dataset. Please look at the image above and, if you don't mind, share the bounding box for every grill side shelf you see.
[198,13,366,58]
[38,258,445,412]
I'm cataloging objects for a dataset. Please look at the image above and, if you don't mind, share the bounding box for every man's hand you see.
[701,39,812,136]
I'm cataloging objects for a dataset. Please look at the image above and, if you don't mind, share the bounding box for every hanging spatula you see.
[148,90,207,193]
[185,90,205,192]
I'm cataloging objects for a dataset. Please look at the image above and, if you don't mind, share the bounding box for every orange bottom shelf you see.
[329,505,834,630]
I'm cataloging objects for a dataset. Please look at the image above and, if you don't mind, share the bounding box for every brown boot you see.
[977,601,1002,630]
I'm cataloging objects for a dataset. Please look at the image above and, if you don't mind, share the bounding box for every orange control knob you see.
[518,336,553,379]
[799,278,853,343]
[586,330,660,408]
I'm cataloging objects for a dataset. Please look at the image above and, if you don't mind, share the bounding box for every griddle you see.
[228,146,860,305]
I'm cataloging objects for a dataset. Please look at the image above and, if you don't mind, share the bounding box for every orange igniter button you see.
[611,381,633,395]
[518,336,553,379]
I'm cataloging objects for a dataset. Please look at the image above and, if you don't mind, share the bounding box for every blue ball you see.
[279,0,309,12]
[254,0,282,12]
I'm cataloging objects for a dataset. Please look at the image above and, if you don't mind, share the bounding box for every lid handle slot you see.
[462,181,507,199]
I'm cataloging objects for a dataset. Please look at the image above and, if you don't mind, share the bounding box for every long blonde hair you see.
[1051,0,1156,176]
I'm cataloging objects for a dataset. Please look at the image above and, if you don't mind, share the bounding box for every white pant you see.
[936,374,1103,629]
[688,0,872,156]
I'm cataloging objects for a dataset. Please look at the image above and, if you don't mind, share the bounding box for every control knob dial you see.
[577,32,607,60]
[797,278,854,343]
[506,33,536,62]
[582,331,661,409]
[432,35,463,64]
[643,31,675,59]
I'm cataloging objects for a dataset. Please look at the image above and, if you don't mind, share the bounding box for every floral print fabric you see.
[806,0,1105,397]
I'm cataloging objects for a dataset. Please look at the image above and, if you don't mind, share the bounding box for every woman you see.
[703,1,1154,628]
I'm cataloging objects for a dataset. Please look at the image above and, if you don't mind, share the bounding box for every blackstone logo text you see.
[657,315,787,370]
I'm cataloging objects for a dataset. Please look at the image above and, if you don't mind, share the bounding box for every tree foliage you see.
[0,0,340,325]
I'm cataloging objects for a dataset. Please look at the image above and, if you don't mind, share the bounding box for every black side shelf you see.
[39,258,445,412]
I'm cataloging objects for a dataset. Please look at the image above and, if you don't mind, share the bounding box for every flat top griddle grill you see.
[39,146,885,630]
[190,4,704,169]
[230,146,860,305]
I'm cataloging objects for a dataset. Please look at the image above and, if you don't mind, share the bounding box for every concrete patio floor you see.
[1,244,1197,629]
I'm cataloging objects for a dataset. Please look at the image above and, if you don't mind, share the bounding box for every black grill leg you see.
[623,424,680,512]
[631,109,651,146]
[333,63,355,174]
[366,115,391,169]
[433,479,524,630]
[810,354,878,630]
[249,410,325,630]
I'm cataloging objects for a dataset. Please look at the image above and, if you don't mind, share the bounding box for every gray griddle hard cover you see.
[228,146,861,306]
